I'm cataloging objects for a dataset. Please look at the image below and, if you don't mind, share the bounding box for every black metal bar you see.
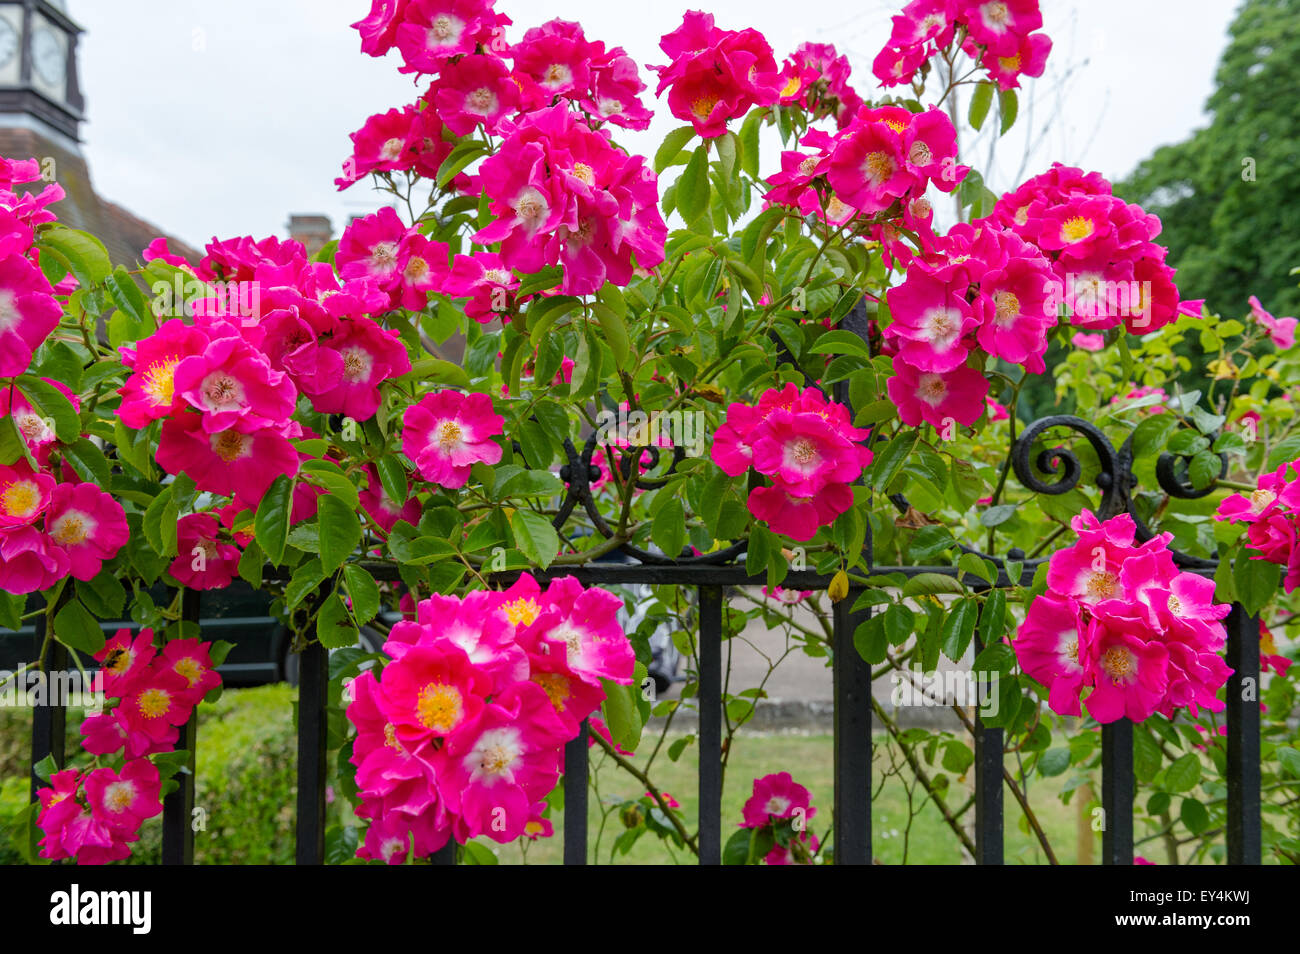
[430,841,457,865]
[973,612,1003,865]
[564,719,589,864]
[832,588,872,865]
[29,618,67,804]
[1225,603,1261,865]
[698,586,722,865]
[162,589,201,865]
[295,587,331,866]
[1101,718,1134,865]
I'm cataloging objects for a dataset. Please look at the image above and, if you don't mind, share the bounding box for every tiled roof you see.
[0,126,201,268]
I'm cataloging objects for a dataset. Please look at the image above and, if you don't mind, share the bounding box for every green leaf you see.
[515,265,564,298]
[1277,747,1300,778]
[1188,450,1222,490]
[998,88,1018,135]
[54,599,105,654]
[77,572,126,619]
[15,375,79,444]
[318,495,362,572]
[940,598,978,661]
[510,509,560,569]
[0,415,27,467]
[810,328,873,359]
[254,475,294,566]
[37,227,112,287]
[853,615,887,664]
[496,469,564,500]
[654,125,696,173]
[1179,797,1209,835]
[284,558,327,611]
[142,483,177,557]
[105,265,154,333]
[676,145,712,223]
[238,538,263,588]
[652,497,687,559]
[435,138,489,189]
[968,81,994,131]
[1233,551,1280,615]
[375,456,409,506]
[1265,434,1300,470]
[977,589,1008,648]
[317,592,359,649]
[0,591,23,631]
[600,677,642,752]
[1038,747,1070,777]
[590,303,630,371]
[342,564,380,625]
[870,430,919,491]
[59,438,111,487]
[1164,753,1202,793]
[902,573,965,597]
[979,504,1017,528]
[884,603,915,646]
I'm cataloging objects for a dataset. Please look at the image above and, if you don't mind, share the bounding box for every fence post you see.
[162,588,200,864]
[295,584,331,865]
[29,609,67,804]
[1101,718,1134,864]
[698,585,722,865]
[972,604,1003,865]
[832,589,872,864]
[563,719,589,864]
[1225,603,1261,864]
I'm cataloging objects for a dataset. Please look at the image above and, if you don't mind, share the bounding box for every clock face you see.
[0,20,16,72]
[32,27,65,88]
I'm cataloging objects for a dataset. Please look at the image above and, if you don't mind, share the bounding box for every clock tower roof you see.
[0,2,201,266]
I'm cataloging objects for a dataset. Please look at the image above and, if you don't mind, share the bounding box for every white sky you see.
[67,0,1239,252]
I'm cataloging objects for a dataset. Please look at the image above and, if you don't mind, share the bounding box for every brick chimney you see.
[287,214,332,257]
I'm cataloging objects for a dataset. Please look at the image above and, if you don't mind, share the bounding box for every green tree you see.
[1117,0,1300,317]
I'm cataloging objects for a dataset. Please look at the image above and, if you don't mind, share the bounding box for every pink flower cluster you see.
[713,384,871,542]
[473,103,667,295]
[883,221,1056,428]
[873,0,1052,92]
[1215,458,1300,594]
[346,574,634,861]
[650,11,782,139]
[775,42,863,129]
[401,389,504,489]
[765,104,965,230]
[740,772,819,865]
[1248,295,1296,351]
[345,3,654,167]
[119,235,413,508]
[0,461,129,593]
[37,630,221,863]
[1015,512,1232,723]
[0,158,67,377]
[986,163,1184,335]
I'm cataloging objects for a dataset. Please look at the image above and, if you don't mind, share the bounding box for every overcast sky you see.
[66,0,1240,252]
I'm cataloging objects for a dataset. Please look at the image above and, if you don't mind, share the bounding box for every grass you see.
[473,732,1104,865]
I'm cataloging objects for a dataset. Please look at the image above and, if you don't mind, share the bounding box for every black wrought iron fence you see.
[20,314,1265,866]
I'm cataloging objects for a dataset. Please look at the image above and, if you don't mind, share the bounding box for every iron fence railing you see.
[20,309,1266,865]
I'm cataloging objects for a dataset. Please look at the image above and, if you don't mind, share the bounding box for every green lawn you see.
[475,732,1100,865]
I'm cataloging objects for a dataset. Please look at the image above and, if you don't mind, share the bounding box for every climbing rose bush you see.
[3,0,1297,866]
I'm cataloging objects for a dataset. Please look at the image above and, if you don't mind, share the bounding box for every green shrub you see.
[0,685,302,865]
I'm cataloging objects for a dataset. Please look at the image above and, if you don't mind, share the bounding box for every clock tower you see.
[0,1,198,265]
[0,0,83,146]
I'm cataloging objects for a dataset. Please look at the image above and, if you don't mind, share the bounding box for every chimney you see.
[287,214,333,258]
